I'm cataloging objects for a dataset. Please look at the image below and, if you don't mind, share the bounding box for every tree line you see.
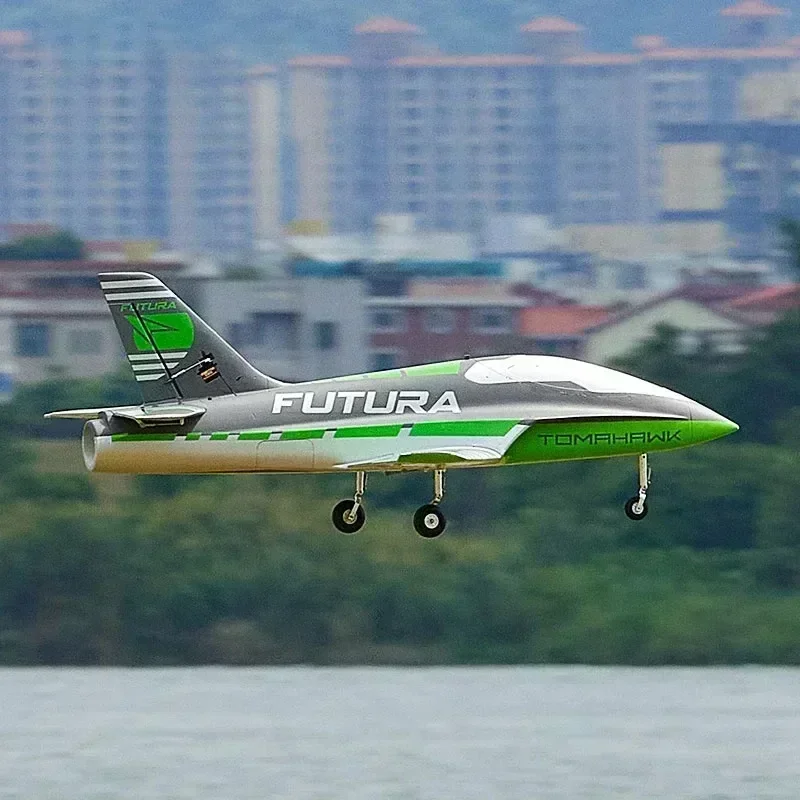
[0,307,799,665]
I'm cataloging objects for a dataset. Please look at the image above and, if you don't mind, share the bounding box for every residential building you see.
[195,277,368,381]
[519,305,612,358]
[661,120,800,259]
[0,21,280,254]
[0,257,186,384]
[726,282,800,322]
[583,287,753,364]
[367,279,530,369]
[289,1,800,245]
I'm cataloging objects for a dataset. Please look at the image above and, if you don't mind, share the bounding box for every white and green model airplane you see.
[46,273,739,537]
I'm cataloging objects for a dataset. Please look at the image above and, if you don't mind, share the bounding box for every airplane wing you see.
[45,404,206,427]
[336,445,505,470]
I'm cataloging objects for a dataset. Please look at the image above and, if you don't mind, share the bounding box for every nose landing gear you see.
[413,469,447,538]
[624,453,650,520]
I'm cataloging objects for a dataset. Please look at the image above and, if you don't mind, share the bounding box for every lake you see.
[1,667,798,799]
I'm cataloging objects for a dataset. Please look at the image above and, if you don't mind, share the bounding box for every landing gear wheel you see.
[332,500,366,534]
[413,504,447,538]
[624,497,649,521]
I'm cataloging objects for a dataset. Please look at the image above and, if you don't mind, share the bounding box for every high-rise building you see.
[288,1,800,242]
[0,21,281,254]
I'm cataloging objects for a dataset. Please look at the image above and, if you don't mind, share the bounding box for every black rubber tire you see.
[413,504,447,538]
[332,500,366,534]
[624,497,649,521]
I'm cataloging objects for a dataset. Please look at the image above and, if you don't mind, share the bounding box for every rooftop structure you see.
[288,4,800,248]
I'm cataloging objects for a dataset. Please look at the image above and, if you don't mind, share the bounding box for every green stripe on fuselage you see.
[111,433,177,442]
[505,418,693,464]
[410,420,519,437]
[334,425,404,438]
[280,429,325,441]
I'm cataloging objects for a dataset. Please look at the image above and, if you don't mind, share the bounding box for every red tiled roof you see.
[520,16,584,33]
[721,0,788,17]
[393,54,543,67]
[520,306,612,338]
[727,283,800,310]
[355,17,422,35]
[288,55,351,68]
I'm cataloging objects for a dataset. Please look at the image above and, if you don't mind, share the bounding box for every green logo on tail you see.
[125,313,195,352]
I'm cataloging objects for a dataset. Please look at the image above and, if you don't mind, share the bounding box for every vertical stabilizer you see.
[99,272,274,403]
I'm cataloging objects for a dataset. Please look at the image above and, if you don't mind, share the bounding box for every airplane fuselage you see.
[82,356,736,475]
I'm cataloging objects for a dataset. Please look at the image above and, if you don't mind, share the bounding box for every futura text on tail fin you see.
[99,272,275,403]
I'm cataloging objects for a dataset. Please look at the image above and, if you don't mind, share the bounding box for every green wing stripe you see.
[410,420,519,437]
[237,431,273,440]
[334,425,403,439]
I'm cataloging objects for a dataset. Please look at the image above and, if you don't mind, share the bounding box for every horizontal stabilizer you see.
[45,404,206,427]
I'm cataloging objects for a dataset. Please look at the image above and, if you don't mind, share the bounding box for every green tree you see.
[0,230,84,260]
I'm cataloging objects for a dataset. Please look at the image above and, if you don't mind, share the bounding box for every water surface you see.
[2,667,799,799]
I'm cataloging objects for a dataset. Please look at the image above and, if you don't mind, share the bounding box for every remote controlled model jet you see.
[46,273,739,538]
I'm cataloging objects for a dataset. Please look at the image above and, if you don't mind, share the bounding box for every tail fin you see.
[99,272,275,403]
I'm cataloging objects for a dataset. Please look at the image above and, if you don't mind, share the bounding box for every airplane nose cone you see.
[689,402,739,444]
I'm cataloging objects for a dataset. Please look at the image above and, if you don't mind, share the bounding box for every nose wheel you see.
[624,453,650,520]
[413,469,447,538]
[332,471,367,534]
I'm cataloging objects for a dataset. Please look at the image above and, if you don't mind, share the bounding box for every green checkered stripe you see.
[110,420,521,443]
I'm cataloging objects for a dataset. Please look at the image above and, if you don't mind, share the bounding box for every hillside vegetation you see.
[1,310,799,666]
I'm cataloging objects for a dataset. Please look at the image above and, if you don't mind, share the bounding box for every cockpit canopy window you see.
[464,356,683,400]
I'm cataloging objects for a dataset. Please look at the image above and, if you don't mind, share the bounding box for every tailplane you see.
[99,272,276,403]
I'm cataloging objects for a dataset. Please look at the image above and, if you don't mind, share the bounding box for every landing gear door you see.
[256,440,315,472]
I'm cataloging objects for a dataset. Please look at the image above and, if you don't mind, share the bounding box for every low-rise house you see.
[0,259,185,385]
[519,305,612,358]
[367,279,530,369]
[725,284,800,325]
[194,277,369,381]
[583,286,754,364]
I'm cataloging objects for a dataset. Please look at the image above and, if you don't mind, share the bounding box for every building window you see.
[472,308,512,334]
[371,309,406,333]
[68,329,103,355]
[425,309,456,334]
[314,321,338,351]
[370,351,401,371]
[16,322,51,357]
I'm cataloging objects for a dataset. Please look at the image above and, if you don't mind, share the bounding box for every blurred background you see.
[0,1,799,798]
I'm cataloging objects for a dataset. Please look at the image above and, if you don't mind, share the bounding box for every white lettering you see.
[337,391,366,414]
[429,390,461,414]
[364,390,398,414]
[395,390,429,415]
[302,391,335,414]
[272,392,303,413]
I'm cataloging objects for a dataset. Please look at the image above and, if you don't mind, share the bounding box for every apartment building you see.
[0,20,280,254]
[289,1,800,238]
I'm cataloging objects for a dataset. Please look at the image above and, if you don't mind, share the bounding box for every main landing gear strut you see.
[331,469,448,538]
[624,453,650,521]
[332,471,367,534]
[413,469,447,539]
